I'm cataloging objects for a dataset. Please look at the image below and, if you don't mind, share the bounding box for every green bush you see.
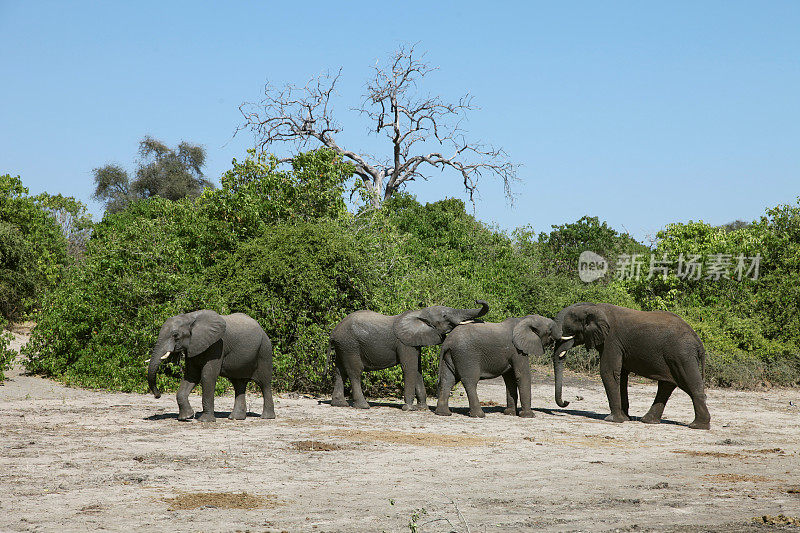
[0,175,74,321]
[0,317,15,381]
[204,220,381,392]
[21,151,800,394]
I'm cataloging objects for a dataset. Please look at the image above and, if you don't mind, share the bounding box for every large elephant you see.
[147,310,274,422]
[328,300,489,410]
[551,302,710,429]
[435,314,554,418]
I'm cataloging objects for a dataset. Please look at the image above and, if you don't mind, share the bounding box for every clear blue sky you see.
[1,1,798,242]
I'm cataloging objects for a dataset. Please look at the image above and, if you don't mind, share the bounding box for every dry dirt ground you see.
[1,331,799,533]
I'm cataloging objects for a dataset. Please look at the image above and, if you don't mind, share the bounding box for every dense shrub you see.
[23,149,356,393]
[21,151,800,394]
[0,175,78,321]
[204,220,382,392]
[0,317,15,381]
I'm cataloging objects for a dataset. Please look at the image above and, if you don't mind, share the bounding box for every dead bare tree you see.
[237,44,517,208]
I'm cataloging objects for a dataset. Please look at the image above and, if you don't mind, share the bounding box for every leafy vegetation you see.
[92,136,213,213]
[0,174,82,321]
[0,317,15,381]
[17,150,800,394]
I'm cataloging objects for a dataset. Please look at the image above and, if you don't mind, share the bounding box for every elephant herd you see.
[147,301,711,430]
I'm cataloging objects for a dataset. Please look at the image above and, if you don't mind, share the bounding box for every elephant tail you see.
[698,343,706,383]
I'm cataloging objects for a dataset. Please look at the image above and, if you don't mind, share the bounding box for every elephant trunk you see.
[551,320,573,408]
[148,338,174,399]
[457,300,489,323]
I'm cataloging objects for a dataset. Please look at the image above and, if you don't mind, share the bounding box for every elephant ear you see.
[584,308,610,349]
[512,315,548,357]
[394,309,443,347]
[187,310,227,357]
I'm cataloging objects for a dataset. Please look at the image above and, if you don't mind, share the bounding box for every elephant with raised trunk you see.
[329,300,489,411]
[435,314,554,418]
[148,310,274,422]
[551,302,710,429]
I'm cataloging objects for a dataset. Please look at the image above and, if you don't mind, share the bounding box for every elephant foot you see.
[434,406,452,416]
[519,410,536,418]
[688,419,711,430]
[353,401,370,409]
[402,403,426,412]
[604,413,629,423]
[177,410,195,421]
[503,407,516,416]
[640,414,661,424]
[197,413,216,423]
[468,409,486,418]
[260,411,276,420]
[228,411,247,421]
[330,397,349,407]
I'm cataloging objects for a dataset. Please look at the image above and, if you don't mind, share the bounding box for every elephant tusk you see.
[458,320,476,325]
[557,351,567,359]
[560,335,574,340]
[160,351,172,360]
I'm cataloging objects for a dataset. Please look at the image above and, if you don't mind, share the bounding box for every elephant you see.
[328,300,489,411]
[551,302,710,429]
[147,310,275,422]
[435,314,555,418]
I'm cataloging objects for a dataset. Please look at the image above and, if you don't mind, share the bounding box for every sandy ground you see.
[1,331,799,533]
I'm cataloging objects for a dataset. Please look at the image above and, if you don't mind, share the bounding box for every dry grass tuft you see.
[290,440,342,451]
[164,492,279,510]
[753,514,800,526]
[703,473,774,483]
[674,450,745,459]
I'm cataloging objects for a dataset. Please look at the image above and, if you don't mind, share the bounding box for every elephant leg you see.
[398,346,422,411]
[463,377,485,418]
[501,371,518,415]
[672,360,711,430]
[600,348,629,423]
[414,356,427,409]
[176,379,197,421]
[176,363,201,421]
[251,340,275,419]
[514,358,535,418]
[641,380,676,424]
[346,366,369,409]
[620,368,630,418]
[686,390,711,430]
[330,357,349,408]
[435,358,457,416]
[228,378,248,420]
[197,355,223,423]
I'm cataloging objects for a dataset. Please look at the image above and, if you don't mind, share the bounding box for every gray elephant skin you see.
[551,302,710,429]
[147,310,275,422]
[435,314,554,418]
[328,301,489,410]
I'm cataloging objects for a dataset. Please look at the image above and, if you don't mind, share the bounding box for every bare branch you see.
[237,43,518,208]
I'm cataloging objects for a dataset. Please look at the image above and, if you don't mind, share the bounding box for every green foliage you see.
[21,151,800,394]
[0,317,15,381]
[93,136,213,213]
[23,150,358,393]
[0,174,72,320]
[33,192,94,260]
[204,220,380,392]
[536,215,647,276]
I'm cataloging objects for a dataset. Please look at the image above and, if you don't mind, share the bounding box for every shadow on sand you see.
[145,410,263,421]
